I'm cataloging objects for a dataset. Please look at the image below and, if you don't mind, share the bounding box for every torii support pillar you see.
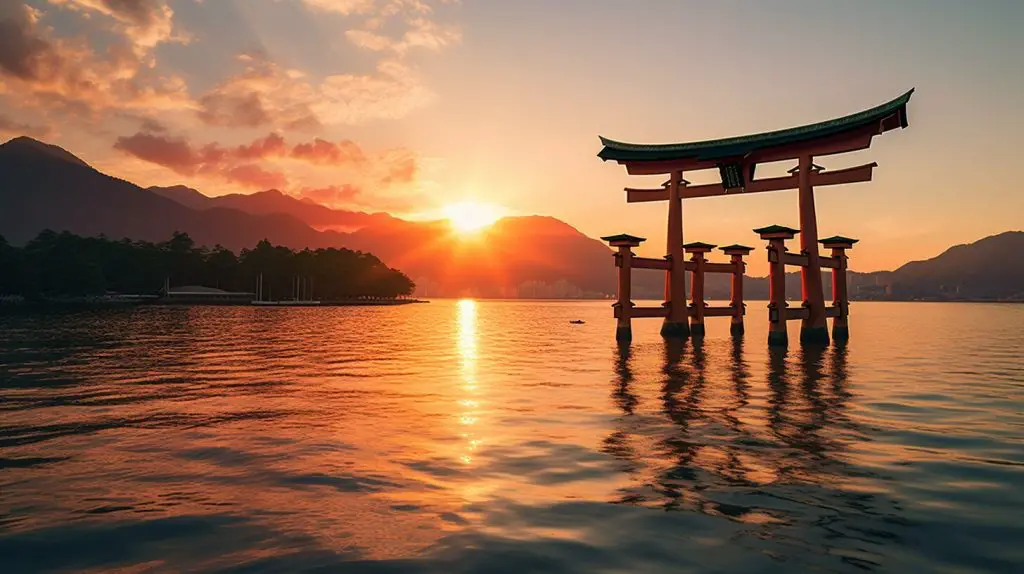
[721,245,754,335]
[661,171,690,338]
[756,225,800,347]
[602,234,646,342]
[821,235,858,342]
[683,241,715,337]
[796,156,830,345]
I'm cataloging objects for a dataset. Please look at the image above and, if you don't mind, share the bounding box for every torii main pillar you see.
[661,170,690,338]
[797,156,829,345]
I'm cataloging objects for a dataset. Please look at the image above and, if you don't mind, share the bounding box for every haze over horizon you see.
[2,0,1022,275]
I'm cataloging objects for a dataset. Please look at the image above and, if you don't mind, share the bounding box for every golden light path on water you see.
[457,298,481,467]
[0,301,1022,572]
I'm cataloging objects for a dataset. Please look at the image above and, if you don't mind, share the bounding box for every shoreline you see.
[0,297,429,309]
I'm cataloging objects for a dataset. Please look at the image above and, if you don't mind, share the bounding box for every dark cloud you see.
[113,131,288,189]
[114,131,196,173]
[138,116,168,133]
[0,5,62,82]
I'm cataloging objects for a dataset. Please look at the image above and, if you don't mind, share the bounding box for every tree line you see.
[0,230,415,299]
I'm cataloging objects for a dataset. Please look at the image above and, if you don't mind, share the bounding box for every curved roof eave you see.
[598,89,914,163]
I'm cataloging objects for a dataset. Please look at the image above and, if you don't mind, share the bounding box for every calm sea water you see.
[1,301,1022,573]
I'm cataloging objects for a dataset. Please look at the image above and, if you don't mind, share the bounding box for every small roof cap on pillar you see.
[601,233,646,247]
[720,244,754,255]
[819,235,859,249]
[753,224,800,239]
[682,241,716,253]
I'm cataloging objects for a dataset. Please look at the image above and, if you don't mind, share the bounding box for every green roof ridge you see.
[599,89,913,162]
[753,224,800,234]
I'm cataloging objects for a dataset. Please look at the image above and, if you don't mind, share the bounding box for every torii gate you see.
[598,89,913,344]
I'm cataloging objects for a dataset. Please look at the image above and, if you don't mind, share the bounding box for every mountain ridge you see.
[149,186,397,232]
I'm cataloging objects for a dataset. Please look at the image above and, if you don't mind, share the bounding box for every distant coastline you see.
[0,295,428,309]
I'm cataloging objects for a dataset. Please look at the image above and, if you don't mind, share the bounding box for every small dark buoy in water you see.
[570,320,585,324]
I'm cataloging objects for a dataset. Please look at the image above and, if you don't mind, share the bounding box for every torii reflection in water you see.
[602,338,906,569]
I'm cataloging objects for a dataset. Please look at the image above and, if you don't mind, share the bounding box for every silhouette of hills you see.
[1,136,1020,300]
[0,137,344,251]
[340,215,615,297]
[671,232,1024,302]
[149,186,396,231]
[855,231,1024,300]
[0,136,91,168]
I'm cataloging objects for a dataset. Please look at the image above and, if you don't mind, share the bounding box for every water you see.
[1,301,1022,573]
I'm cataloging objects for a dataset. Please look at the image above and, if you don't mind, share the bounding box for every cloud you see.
[113,131,420,196]
[223,164,288,190]
[291,138,366,165]
[378,148,416,184]
[0,5,65,82]
[113,131,289,189]
[0,4,189,117]
[345,17,460,54]
[0,112,51,137]
[297,0,421,16]
[235,133,288,160]
[137,116,168,133]
[196,52,433,129]
[46,0,179,55]
[316,59,434,123]
[113,131,195,172]
[309,0,461,55]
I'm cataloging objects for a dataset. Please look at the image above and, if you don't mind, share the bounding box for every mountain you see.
[150,186,396,231]
[147,185,209,210]
[0,137,346,251]
[341,215,616,297]
[0,136,620,296]
[0,136,91,168]
[853,231,1024,300]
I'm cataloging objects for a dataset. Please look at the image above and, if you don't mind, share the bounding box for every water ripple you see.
[1,301,1022,573]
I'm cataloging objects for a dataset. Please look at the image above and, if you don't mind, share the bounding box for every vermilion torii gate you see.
[599,89,913,344]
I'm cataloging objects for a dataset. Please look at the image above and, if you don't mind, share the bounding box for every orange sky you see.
[1,1,1022,275]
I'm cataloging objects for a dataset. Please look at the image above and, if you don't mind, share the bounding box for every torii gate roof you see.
[598,89,913,164]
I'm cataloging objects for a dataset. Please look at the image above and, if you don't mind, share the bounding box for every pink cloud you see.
[113,131,196,173]
[114,131,289,190]
[291,138,366,165]
[222,164,288,190]
[113,131,420,197]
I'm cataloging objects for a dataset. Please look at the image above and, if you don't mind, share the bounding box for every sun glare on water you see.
[443,201,505,233]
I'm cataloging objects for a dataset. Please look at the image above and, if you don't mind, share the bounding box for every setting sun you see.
[442,201,505,233]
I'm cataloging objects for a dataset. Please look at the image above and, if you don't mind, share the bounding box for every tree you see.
[3,231,415,300]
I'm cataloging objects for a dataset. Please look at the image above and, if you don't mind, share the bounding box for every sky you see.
[1,0,1022,274]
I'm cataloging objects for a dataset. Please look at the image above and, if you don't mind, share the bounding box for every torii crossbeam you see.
[598,89,913,344]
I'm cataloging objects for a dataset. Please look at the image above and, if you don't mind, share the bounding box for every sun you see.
[443,201,505,233]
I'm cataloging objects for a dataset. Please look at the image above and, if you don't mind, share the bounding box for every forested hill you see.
[0,231,414,300]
